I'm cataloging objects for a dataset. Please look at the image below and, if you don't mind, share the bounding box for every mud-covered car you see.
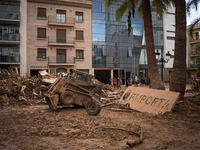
[44,70,102,115]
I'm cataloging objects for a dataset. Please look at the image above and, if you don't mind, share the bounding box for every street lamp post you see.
[155,50,171,82]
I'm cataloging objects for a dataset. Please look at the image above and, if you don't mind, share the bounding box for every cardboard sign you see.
[119,87,180,115]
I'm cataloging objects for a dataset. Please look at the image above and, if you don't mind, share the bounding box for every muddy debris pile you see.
[0,69,124,107]
[0,69,50,107]
[91,78,124,104]
[101,86,124,104]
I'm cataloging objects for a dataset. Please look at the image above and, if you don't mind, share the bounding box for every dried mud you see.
[0,93,199,150]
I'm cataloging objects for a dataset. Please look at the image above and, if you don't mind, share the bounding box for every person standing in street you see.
[113,77,117,89]
[117,77,122,89]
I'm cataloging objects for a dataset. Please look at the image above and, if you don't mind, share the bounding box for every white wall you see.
[163,6,175,69]
[20,0,27,76]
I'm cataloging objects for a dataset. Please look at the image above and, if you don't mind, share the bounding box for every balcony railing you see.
[0,12,20,20]
[48,56,75,65]
[48,16,75,26]
[0,33,20,41]
[48,36,75,46]
[0,55,20,63]
[37,56,47,59]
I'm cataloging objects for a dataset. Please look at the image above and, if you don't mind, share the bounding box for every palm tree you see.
[170,0,199,99]
[188,17,200,38]
[141,0,164,89]
[104,0,171,89]
[187,0,200,38]
[169,0,186,99]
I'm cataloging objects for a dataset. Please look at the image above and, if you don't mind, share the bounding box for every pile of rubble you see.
[0,68,125,107]
[91,78,125,104]
[0,69,52,107]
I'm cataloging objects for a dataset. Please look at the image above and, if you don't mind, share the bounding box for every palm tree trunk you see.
[142,0,165,89]
[170,0,186,99]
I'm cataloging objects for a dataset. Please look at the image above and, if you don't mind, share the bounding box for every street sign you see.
[119,87,181,115]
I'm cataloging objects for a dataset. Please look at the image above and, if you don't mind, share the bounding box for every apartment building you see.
[20,0,92,76]
[187,22,200,81]
[0,0,20,70]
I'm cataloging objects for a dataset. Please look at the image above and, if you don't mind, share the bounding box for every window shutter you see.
[76,11,83,16]
[38,8,46,18]
[38,48,46,52]
[76,30,83,40]
[57,49,66,54]
[37,28,46,38]
[56,29,66,42]
[56,9,66,14]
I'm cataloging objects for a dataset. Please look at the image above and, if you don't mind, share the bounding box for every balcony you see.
[48,56,75,66]
[0,55,20,64]
[0,12,20,24]
[48,36,75,47]
[48,16,75,27]
[189,38,200,44]
[0,33,20,45]
[190,50,200,57]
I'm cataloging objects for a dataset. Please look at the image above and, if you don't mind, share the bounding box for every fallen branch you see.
[127,128,144,148]
[99,126,144,148]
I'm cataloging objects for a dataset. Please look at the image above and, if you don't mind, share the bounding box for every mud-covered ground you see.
[0,91,200,150]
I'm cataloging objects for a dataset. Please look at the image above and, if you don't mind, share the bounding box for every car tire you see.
[85,98,101,115]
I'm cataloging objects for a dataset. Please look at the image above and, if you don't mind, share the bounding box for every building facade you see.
[187,22,200,81]
[20,0,92,76]
[92,0,175,84]
[0,0,20,70]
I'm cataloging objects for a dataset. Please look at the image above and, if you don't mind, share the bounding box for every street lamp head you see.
[165,51,171,61]
[155,50,160,60]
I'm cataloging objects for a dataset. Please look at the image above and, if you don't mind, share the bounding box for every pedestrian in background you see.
[113,77,117,89]
[117,77,122,89]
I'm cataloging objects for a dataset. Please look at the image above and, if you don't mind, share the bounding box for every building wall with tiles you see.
[25,0,92,76]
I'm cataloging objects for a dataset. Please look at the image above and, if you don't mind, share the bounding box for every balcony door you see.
[57,49,66,63]
[56,9,66,24]
[56,29,66,43]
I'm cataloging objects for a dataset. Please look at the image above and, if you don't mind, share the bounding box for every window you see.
[57,49,66,63]
[102,45,106,56]
[167,30,175,33]
[37,8,46,18]
[76,49,84,59]
[75,11,83,21]
[56,9,66,24]
[37,48,46,58]
[167,36,175,40]
[196,32,199,40]
[37,28,46,38]
[127,47,132,57]
[56,29,66,43]
[76,30,84,40]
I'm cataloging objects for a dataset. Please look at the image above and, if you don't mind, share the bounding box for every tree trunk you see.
[170,0,187,99]
[142,0,165,90]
